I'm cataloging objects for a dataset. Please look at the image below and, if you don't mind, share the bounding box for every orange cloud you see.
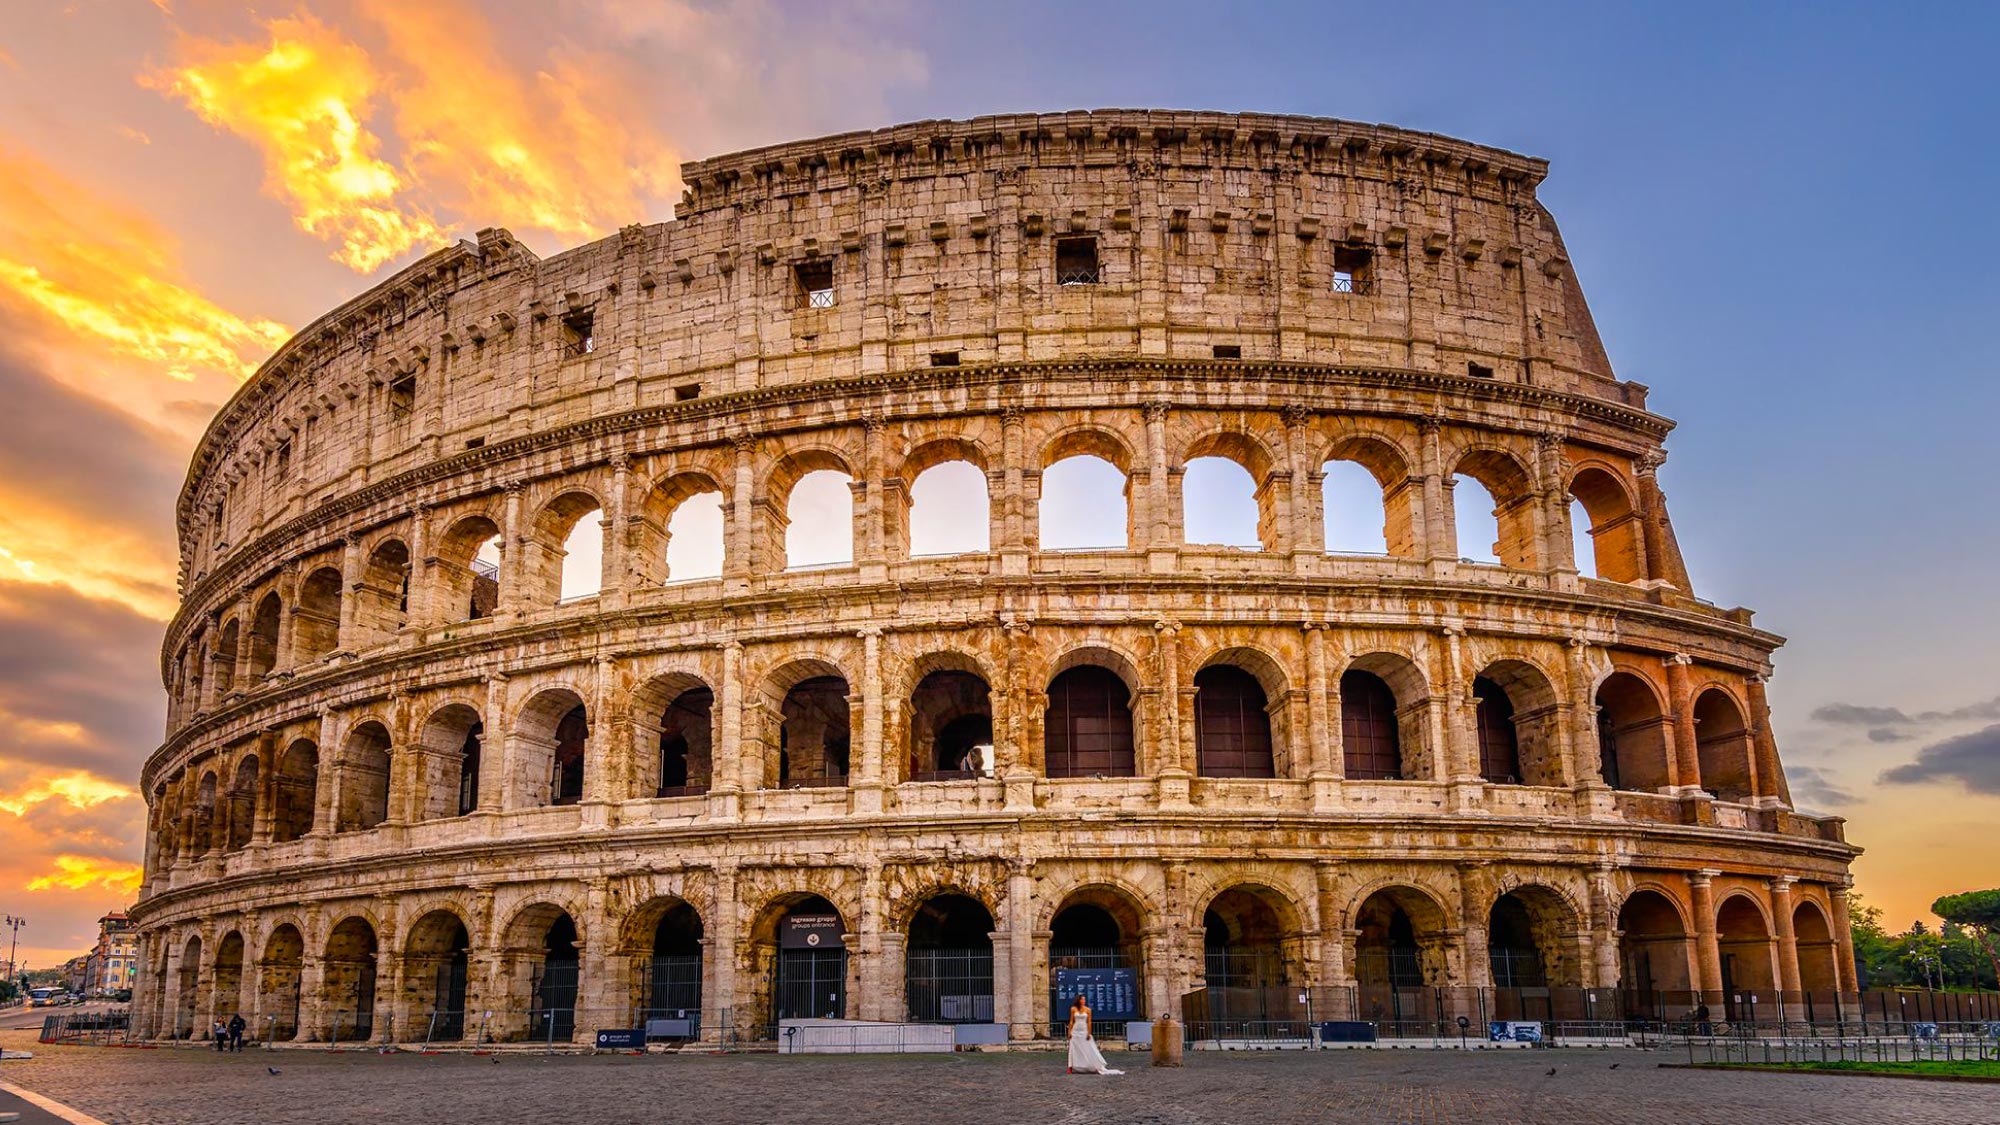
[26,854,145,895]
[0,771,135,818]
[0,143,291,384]
[148,13,444,272]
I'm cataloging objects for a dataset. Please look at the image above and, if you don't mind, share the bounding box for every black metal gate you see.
[532,958,579,1041]
[644,953,703,1034]
[775,948,846,1020]
[905,947,994,1023]
[432,956,468,1040]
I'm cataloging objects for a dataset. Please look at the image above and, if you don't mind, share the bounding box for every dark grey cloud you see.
[1866,727,1911,743]
[0,322,185,538]
[1813,702,1912,726]
[1881,723,2000,796]
[1785,765,1856,810]
[0,579,166,781]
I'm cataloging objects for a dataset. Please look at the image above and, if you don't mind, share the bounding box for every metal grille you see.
[1194,666,1276,777]
[1474,678,1522,783]
[775,948,846,1020]
[1045,666,1135,777]
[531,959,579,1042]
[904,948,994,1023]
[806,287,835,309]
[1341,670,1402,779]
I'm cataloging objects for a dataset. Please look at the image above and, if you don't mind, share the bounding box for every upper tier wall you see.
[179,111,1635,583]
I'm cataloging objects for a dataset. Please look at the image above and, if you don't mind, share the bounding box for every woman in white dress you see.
[1065,995,1124,1075]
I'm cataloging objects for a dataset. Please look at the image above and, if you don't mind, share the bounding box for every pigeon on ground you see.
[1545,1067,1557,1076]
[1610,1063,1619,1069]
[266,1066,280,1075]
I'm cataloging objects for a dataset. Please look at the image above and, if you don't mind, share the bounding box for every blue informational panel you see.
[595,1028,645,1049]
[1055,968,1140,1020]
[1488,1021,1543,1043]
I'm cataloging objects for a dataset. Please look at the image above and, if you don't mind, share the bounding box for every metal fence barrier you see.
[1683,1024,2000,1067]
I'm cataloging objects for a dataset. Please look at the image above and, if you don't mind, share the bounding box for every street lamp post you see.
[3,914,23,997]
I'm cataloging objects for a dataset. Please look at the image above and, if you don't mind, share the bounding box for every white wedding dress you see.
[1066,1010,1124,1075]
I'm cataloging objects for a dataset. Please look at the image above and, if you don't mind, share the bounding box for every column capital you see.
[1768,875,1797,892]
[1281,403,1313,428]
[1690,868,1721,886]
[1635,448,1668,475]
[1666,652,1695,667]
[729,433,757,455]
[1145,400,1171,423]
[503,479,525,495]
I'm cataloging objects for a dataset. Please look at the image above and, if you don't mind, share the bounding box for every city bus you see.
[27,987,62,1007]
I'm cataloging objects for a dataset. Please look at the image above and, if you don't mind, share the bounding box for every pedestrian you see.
[212,1018,228,1052]
[228,1012,247,1052]
[1065,994,1123,1076]
[1693,1003,1712,1037]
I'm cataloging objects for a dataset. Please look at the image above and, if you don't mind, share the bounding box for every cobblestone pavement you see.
[1,1033,1989,1125]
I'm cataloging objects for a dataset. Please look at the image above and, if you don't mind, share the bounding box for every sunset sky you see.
[0,0,1994,969]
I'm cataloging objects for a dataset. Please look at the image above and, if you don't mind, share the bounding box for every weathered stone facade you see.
[131,111,1856,1044]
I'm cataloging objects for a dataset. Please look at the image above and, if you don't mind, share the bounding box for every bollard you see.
[1151,1016,1184,1067]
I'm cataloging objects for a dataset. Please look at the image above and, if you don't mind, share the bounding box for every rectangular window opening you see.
[1212,344,1242,360]
[930,351,960,368]
[388,373,417,419]
[1332,246,1373,294]
[561,310,596,358]
[1055,236,1100,285]
[464,437,485,450]
[1467,361,1495,379]
[674,383,702,401]
[796,260,835,308]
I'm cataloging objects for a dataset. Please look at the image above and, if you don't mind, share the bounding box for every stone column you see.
[1589,863,1621,989]
[1828,882,1858,993]
[1418,419,1452,564]
[997,406,1028,572]
[1770,877,1801,996]
[338,533,362,644]
[1744,675,1792,806]
[706,862,739,1041]
[406,503,433,631]
[853,628,886,814]
[578,877,618,1038]
[584,655,621,816]
[1304,623,1341,808]
[310,710,339,835]
[1633,451,1675,587]
[709,641,744,819]
[1458,863,1493,988]
[1143,401,1172,552]
[1007,860,1036,1040]
[1689,870,1723,1001]
[498,481,525,619]
[1537,432,1577,583]
[602,453,631,603]
[296,952,326,1042]
[1315,861,1350,989]
[858,417,889,575]
[272,566,298,675]
[1153,620,1189,803]
[1664,654,1702,792]
[727,437,756,584]
[1283,405,1321,561]
[854,862,887,1021]
[477,674,508,813]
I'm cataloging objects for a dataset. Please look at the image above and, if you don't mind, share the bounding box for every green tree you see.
[1932,889,2000,988]
[1849,897,1906,987]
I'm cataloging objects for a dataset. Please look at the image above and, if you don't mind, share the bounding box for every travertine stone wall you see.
[131,112,1854,1045]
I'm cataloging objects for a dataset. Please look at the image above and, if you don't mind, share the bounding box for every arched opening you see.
[1617,890,1692,1021]
[908,669,993,781]
[1182,456,1262,549]
[1194,665,1275,778]
[770,896,848,1022]
[323,917,378,1042]
[212,931,246,1027]
[778,676,850,788]
[336,721,392,832]
[557,506,605,602]
[656,687,714,797]
[193,771,217,854]
[1039,454,1129,550]
[1694,688,1755,802]
[403,910,471,1041]
[1451,449,1538,569]
[784,470,856,569]
[225,756,258,850]
[1570,466,1644,583]
[665,492,724,581]
[1793,901,1840,997]
[905,894,995,1023]
[211,619,239,696]
[1044,665,1135,778]
[515,689,588,808]
[294,566,343,662]
[1340,679,1396,779]
[1596,671,1671,791]
[415,704,482,820]
[258,924,304,1041]
[353,538,411,641]
[435,515,504,623]
[1474,677,1522,784]
[531,912,581,1042]
[907,460,990,556]
[1321,460,1388,555]
[273,740,317,842]
[522,492,605,604]
[643,902,704,1033]
[247,593,281,681]
[1488,895,1547,987]
[1202,887,1294,1023]
[1488,886,1585,1023]
[1354,887,1450,1034]
[1048,889,1146,1037]
[1717,895,1775,1020]
[175,935,201,1038]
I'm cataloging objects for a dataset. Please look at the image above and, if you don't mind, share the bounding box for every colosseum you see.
[130,110,1858,1047]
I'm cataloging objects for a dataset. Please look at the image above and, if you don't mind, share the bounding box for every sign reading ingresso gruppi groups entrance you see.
[780,913,846,950]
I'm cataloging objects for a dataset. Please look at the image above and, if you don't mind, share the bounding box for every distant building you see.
[84,910,138,995]
[63,954,89,994]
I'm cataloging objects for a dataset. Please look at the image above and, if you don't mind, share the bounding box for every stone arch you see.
[335,720,392,832]
[1180,430,1280,550]
[1792,899,1839,995]
[353,536,411,641]
[748,891,853,1026]
[496,901,583,1043]
[626,896,705,1028]
[1693,686,1755,802]
[1474,658,1566,787]
[258,923,305,1041]
[225,754,259,850]
[1046,881,1152,1033]
[1043,643,1143,779]
[904,652,994,782]
[514,686,589,808]
[904,891,998,1023]
[1321,432,1419,558]
[193,770,219,854]
[1569,463,1645,583]
[1617,886,1693,1017]
[1038,425,1136,550]
[528,488,608,604]
[901,439,992,558]
[631,671,715,798]
[1351,883,1453,990]
[1341,651,1432,781]
[415,702,484,820]
[210,618,238,697]
[1487,883,1585,990]
[434,513,504,623]
[294,566,344,662]
[1199,883,1308,1022]
[321,915,380,1041]
[212,929,248,1025]
[1596,669,1672,791]
[633,468,728,586]
[750,657,851,790]
[1191,645,1293,778]
[272,738,318,843]
[247,592,282,681]
[765,447,857,571]
[1717,892,1776,1017]
[401,907,473,1041]
[1449,445,1538,568]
